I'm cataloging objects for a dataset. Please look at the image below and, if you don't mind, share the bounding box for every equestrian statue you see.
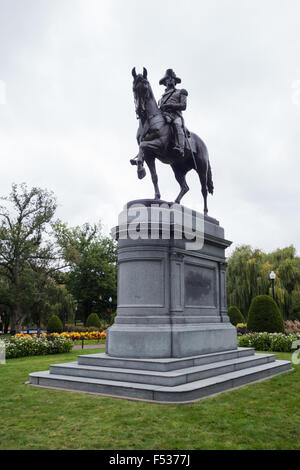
[130,67,214,215]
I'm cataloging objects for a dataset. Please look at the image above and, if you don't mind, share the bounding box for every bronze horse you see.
[130,67,214,215]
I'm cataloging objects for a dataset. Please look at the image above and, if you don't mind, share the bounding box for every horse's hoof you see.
[130,158,137,166]
[138,167,146,179]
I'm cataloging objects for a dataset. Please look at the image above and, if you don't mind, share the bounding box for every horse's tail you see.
[207,160,214,194]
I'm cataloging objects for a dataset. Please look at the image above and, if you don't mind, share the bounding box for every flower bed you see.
[60,331,106,341]
[285,320,300,334]
[238,332,300,352]
[15,331,106,341]
[3,335,73,359]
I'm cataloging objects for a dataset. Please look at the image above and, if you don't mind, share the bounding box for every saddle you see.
[130,118,195,167]
[130,129,195,167]
[168,124,195,154]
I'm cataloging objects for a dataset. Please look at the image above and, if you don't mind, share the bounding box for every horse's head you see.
[132,67,151,119]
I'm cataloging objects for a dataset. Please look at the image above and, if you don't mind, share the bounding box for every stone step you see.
[77,347,255,372]
[50,353,275,387]
[29,359,292,403]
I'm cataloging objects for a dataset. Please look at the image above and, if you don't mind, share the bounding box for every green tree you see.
[0,184,58,332]
[291,288,300,320]
[29,275,76,329]
[54,221,117,324]
[0,271,12,332]
[226,246,268,319]
[227,244,300,320]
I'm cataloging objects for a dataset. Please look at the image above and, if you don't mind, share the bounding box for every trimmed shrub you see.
[247,295,284,333]
[238,332,298,352]
[86,313,101,328]
[238,332,272,351]
[227,306,245,326]
[47,315,63,334]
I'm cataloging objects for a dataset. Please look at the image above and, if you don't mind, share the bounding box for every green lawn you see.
[0,349,299,450]
[72,339,106,346]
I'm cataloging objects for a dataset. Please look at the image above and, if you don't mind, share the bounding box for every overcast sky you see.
[0,0,299,255]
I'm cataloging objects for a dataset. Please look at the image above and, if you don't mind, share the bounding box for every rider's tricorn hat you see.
[159,69,181,86]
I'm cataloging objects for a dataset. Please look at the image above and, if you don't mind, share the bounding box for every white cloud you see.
[0,0,299,254]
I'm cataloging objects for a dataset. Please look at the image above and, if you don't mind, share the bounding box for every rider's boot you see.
[173,124,185,157]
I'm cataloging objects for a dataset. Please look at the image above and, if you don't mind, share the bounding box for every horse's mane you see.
[146,80,159,111]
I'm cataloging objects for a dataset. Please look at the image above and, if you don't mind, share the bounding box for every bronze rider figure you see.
[158,69,188,158]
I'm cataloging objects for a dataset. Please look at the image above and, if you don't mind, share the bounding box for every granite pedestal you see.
[107,200,237,358]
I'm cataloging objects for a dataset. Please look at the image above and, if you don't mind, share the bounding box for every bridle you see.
[132,68,166,139]
[133,77,150,120]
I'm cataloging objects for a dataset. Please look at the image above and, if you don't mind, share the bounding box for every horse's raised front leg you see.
[130,148,146,180]
[146,157,161,200]
[137,148,146,180]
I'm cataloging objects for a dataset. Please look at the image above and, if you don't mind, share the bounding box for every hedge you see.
[3,336,72,359]
[238,332,300,352]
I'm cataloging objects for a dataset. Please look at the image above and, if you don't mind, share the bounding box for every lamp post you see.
[269,271,276,300]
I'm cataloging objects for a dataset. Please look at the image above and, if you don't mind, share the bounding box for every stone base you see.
[107,323,237,358]
[28,348,292,403]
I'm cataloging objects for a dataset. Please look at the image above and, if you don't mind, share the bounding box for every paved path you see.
[72,344,106,350]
